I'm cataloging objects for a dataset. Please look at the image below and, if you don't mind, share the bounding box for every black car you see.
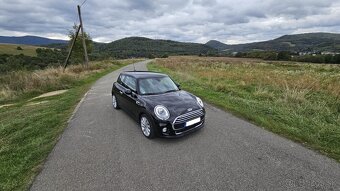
[111,71,205,138]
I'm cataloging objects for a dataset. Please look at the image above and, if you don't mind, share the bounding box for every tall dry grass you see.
[156,56,340,101]
[150,56,340,160]
[0,60,125,102]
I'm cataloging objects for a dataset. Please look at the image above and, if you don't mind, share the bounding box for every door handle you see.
[119,91,123,94]
[136,100,142,106]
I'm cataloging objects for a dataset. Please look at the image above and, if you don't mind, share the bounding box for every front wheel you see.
[140,114,156,139]
[112,94,120,109]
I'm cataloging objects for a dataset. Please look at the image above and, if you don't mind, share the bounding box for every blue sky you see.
[0,0,339,44]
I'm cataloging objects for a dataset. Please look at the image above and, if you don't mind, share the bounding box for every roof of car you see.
[121,71,168,79]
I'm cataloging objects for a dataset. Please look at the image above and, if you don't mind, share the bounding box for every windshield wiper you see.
[142,93,160,95]
[142,90,178,95]
[162,89,178,94]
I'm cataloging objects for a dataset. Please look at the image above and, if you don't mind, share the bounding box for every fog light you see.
[162,127,167,133]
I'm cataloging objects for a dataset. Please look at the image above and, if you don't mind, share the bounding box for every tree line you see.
[234,51,340,64]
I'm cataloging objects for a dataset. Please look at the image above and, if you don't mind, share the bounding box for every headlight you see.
[196,97,204,108]
[154,105,170,120]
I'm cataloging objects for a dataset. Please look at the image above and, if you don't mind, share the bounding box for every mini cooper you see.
[111,71,205,138]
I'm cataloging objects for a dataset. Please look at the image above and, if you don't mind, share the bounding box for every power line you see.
[80,0,88,7]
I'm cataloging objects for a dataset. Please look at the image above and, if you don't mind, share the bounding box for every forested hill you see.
[0,35,67,45]
[93,37,217,58]
[206,33,340,52]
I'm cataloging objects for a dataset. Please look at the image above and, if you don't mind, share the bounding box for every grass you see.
[148,56,340,161]
[0,60,137,104]
[0,44,42,57]
[0,59,141,191]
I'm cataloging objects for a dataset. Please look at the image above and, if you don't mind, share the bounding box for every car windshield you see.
[138,76,179,95]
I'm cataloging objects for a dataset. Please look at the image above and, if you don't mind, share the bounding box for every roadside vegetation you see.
[148,56,340,161]
[0,59,141,191]
[0,60,127,103]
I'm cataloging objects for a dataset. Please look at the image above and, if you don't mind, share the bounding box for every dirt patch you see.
[26,101,49,106]
[31,90,68,100]
[0,104,15,109]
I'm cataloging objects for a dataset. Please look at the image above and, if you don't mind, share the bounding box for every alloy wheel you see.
[112,95,117,108]
[140,116,151,137]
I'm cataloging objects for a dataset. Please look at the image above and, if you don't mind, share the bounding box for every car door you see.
[121,75,139,118]
[114,74,129,109]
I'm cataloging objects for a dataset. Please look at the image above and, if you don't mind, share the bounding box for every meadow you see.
[0,44,41,57]
[0,59,141,191]
[149,56,340,161]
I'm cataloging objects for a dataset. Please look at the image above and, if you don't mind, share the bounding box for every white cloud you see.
[0,0,339,44]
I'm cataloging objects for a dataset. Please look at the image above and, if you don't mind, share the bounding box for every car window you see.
[122,75,136,91]
[138,76,178,95]
[118,74,124,85]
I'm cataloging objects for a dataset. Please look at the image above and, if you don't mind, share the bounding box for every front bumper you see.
[156,114,205,138]
[162,120,205,138]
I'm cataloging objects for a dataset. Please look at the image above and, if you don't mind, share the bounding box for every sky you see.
[0,0,340,44]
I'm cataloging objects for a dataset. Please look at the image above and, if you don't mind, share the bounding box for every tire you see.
[140,114,156,139]
[112,94,120,109]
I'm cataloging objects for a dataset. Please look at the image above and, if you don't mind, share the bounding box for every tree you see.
[277,51,291,60]
[68,24,93,64]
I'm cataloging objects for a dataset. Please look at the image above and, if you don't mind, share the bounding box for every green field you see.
[0,43,42,56]
[148,56,340,161]
[0,59,141,191]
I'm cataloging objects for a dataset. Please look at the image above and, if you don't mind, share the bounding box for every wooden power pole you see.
[77,5,89,68]
[63,25,81,71]
[63,4,89,72]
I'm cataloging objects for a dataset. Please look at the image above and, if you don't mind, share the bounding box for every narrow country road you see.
[31,60,340,190]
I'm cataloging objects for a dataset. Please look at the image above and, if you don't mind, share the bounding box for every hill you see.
[0,35,67,45]
[0,43,42,56]
[206,33,340,53]
[205,40,229,51]
[93,37,217,58]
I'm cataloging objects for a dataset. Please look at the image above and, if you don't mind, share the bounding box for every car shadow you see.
[151,127,205,144]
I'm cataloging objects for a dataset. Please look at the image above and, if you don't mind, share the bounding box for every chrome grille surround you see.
[172,109,204,130]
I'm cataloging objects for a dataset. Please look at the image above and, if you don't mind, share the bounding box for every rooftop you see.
[121,71,168,78]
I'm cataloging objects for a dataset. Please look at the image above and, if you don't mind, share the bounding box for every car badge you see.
[187,108,193,111]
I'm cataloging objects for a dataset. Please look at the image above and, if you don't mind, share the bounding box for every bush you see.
[277,51,291,60]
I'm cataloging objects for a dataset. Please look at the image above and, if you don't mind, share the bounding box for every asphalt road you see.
[31,60,340,191]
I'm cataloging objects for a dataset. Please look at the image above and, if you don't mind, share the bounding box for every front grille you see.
[173,109,204,130]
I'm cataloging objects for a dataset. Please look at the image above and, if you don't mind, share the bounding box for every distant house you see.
[299,51,320,56]
[321,51,339,56]
[231,52,238,56]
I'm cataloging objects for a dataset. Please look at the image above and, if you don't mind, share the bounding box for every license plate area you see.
[185,117,201,127]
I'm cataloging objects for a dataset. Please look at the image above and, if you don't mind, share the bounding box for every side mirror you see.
[125,89,132,94]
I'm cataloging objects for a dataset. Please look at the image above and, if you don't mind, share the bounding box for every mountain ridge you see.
[1,33,340,55]
[93,36,216,58]
[205,32,340,52]
[0,35,67,45]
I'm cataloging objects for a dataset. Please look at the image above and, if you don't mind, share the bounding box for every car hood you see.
[141,90,201,117]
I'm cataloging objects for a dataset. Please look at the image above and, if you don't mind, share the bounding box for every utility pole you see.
[63,25,81,71]
[63,3,89,72]
[77,5,89,68]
